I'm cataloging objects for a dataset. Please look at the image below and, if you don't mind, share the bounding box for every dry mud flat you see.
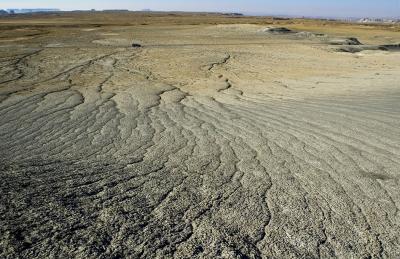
[1,15,400,258]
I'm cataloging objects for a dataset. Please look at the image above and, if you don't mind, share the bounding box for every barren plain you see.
[1,12,400,258]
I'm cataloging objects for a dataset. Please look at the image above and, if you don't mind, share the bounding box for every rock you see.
[295,31,327,38]
[337,45,388,53]
[329,37,362,45]
[262,27,294,34]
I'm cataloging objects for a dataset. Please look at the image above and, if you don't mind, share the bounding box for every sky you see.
[1,0,399,18]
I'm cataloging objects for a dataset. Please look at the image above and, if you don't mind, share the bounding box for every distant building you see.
[358,18,399,24]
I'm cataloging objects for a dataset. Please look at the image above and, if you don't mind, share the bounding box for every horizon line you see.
[2,8,399,20]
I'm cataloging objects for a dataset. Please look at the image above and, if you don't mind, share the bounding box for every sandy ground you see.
[1,12,400,258]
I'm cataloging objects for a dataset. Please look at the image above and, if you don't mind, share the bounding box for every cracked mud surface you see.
[1,13,400,258]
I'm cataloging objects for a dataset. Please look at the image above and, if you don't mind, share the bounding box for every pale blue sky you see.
[1,0,399,18]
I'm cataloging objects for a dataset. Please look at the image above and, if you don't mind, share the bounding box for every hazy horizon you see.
[1,0,400,18]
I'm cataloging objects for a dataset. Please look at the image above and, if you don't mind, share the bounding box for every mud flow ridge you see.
[1,17,400,259]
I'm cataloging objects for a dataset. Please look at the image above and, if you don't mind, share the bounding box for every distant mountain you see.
[6,9,60,14]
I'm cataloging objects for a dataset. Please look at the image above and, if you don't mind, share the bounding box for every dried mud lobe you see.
[1,20,400,259]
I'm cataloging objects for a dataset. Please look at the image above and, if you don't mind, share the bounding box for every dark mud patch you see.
[380,43,400,51]
[336,45,387,53]
[336,43,400,53]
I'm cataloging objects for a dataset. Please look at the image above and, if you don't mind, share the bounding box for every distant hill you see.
[6,9,60,14]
